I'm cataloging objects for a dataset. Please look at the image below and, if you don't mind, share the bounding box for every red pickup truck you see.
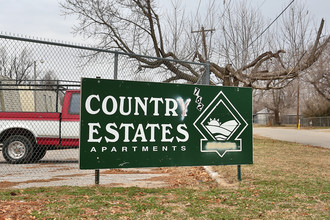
[0,90,80,164]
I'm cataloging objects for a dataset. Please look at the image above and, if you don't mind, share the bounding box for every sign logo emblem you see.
[193,91,248,157]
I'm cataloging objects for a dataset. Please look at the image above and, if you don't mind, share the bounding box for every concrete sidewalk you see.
[0,163,169,189]
[0,149,170,189]
[254,127,330,148]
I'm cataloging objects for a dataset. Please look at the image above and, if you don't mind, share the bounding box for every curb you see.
[203,166,238,188]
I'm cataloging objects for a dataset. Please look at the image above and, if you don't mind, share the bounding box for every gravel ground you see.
[0,149,172,189]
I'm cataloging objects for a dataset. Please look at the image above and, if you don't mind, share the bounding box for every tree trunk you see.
[274,109,281,125]
[223,67,231,86]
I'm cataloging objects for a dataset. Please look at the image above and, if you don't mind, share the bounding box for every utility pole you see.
[191,26,215,61]
[296,77,300,128]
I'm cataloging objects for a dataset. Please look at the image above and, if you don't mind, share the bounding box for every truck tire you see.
[2,135,35,164]
[30,148,47,163]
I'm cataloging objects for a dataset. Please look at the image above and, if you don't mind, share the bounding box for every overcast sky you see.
[0,0,329,45]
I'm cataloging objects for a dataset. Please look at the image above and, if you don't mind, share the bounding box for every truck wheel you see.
[30,148,47,163]
[2,135,34,164]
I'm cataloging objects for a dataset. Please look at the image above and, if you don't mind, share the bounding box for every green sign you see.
[79,78,252,169]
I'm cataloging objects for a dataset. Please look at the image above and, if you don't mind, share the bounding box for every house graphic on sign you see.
[205,118,239,141]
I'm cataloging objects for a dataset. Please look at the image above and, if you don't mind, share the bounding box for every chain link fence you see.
[301,116,330,127]
[0,34,208,180]
[279,115,299,125]
[254,114,329,127]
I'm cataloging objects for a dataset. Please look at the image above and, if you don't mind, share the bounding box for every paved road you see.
[254,127,330,148]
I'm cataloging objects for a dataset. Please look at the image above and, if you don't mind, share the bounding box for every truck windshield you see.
[68,93,80,115]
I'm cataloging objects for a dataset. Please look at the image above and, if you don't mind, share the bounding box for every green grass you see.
[213,136,330,219]
[0,137,329,219]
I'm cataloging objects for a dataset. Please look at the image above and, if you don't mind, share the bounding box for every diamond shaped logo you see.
[193,91,248,157]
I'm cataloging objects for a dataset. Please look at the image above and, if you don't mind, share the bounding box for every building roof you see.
[256,108,274,114]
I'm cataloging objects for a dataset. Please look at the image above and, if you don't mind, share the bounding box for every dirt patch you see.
[0,178,66,189]
[100,168,163,175]
[155,167,216,188]
[0,200,39,219]
[0,181,20,188]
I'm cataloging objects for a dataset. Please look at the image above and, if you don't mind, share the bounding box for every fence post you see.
[95,169,100,185]
[237,165,242,182]
[55,80,59,112]
[95,76,101,185]
[114,51,119,80]
[201,61,210,85]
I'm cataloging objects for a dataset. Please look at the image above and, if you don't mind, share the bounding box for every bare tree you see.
[305,44,330,101]
[0,47,8,75]
[256,83,297,125]
[215,1,266,77]
[0,47,34,84]
[300,44,330,117]
[303,93,330,117]
[61,0,329,88]
[40,70,59,89]
[62,0,203,83]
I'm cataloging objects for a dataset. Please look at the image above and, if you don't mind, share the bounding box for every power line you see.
[212,0,296,69]
[248,0,295,48]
